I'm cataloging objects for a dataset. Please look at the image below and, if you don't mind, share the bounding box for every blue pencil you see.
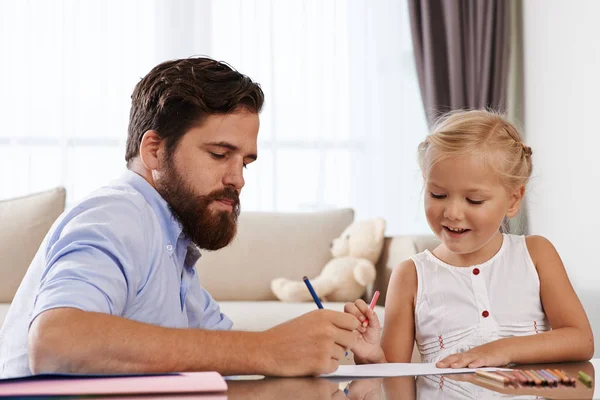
[303,276,352,359]
[303,276,323,309]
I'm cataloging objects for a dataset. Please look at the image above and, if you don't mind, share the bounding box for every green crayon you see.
[578,371,593,387]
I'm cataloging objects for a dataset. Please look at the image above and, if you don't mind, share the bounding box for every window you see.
[0,0,430,234]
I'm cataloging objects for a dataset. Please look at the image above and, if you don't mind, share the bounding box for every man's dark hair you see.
[125,57,264,166]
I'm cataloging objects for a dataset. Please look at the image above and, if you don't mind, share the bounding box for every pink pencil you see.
[369,291,381,309]
[363,291,380,326]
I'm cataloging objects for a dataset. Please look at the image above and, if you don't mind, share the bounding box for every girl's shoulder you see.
[524,235,557,263]
[388,258,418,303]
[524,234,553,247]
[392,257,418,282]
[522,235,565,276]
[500,234,556,262]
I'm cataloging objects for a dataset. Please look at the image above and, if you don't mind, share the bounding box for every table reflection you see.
[225,360,595,400]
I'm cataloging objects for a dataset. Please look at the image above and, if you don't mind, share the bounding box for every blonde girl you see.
[346,109,594,368]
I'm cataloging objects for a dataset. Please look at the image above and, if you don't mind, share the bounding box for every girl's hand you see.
[435,340,510,369]
[344,299,385,363]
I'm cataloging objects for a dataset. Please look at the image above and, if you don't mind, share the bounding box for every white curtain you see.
[0,0,430,235]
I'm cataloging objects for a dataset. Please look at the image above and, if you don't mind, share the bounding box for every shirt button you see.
[473,268,480,275]
[482,310,489,318]
[166,244,173,251]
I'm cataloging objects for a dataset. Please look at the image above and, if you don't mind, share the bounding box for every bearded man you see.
[0,57,359,379]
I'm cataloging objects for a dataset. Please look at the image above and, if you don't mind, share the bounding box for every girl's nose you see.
[443,201,464,221]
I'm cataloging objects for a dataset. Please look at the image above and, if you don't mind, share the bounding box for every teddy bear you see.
[270,218,386,303]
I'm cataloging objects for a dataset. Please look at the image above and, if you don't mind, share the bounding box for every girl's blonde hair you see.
[418,109,533,190]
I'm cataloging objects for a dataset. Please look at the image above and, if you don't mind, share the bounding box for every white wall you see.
[523,0,600,356]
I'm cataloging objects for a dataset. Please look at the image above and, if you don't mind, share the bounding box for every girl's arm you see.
[381,259,418,363]
[520,235,594,361]
[437,235,594,368]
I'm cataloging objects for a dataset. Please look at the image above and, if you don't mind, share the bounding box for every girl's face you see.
[424,153,523,261]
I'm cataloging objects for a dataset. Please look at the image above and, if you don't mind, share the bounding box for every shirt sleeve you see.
[185,277,233,330]
[31,195,150,324]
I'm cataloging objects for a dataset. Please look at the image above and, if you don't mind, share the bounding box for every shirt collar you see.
[120,169,184,249]
[185,243,202,266]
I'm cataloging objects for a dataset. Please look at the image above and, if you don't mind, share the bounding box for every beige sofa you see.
[0,188,438,331]
[0,188,438,365]
[0,188,67,325]
[197,209,439,332]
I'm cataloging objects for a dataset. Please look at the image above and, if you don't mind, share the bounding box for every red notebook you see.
[0,371,227,397]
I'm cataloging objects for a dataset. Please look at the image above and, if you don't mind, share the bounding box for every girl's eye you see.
[429,192,446,199]
[243,163,248,169]
[210,153,225,159]
[467,198,484,205]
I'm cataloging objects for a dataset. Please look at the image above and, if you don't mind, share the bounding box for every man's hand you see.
[344,300,385,364]
[260,309,360,376]
[435,340,510,369]
[228,377,348,400]
[346,378,384,400]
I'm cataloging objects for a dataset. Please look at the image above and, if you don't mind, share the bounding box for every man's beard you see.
[154,159,240,251]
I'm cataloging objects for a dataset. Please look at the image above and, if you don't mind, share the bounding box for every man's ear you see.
[139,130,165,171]
[506,185,525,218]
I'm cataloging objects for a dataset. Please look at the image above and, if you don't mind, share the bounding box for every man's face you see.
[154,110,259,250]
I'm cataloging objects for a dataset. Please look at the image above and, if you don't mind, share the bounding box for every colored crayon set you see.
[475,369,593,388]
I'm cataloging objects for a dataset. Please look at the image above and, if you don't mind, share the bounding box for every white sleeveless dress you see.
[411,234,550,363]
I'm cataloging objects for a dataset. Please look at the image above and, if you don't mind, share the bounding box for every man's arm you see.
[29,307,360,377]
[28,197,360,377]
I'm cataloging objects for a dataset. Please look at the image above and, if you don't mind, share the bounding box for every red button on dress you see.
[482,310,489,318]
[473,268,480,275]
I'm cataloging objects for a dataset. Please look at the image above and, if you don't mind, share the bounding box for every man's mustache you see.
[205,187,240,207]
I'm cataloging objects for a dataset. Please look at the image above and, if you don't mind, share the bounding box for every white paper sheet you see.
[321,363,512,378]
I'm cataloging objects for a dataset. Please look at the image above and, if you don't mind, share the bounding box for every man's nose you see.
[223,162,245,190]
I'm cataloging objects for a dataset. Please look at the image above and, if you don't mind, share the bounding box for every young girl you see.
[346,109,594,368]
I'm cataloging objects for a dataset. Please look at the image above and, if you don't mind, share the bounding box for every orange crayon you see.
[523,370,543,386]
[552,369,569,384]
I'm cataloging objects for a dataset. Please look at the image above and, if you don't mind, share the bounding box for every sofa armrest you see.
[0,187,66,303]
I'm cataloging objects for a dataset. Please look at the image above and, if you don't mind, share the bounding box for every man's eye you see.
[429,192,446,199]
[210,153,225,159]
[467,198,484,205]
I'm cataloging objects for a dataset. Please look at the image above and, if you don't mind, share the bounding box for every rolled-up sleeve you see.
[31,196,150,324]
[186,279,233,331]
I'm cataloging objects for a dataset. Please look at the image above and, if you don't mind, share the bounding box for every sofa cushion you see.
[0,188,66,303]
[219,301,385,332]
[197,209,354,301]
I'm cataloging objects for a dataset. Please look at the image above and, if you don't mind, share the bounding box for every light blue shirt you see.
[0,170,232,378]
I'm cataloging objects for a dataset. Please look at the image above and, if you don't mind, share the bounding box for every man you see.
[0,57,359,378]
